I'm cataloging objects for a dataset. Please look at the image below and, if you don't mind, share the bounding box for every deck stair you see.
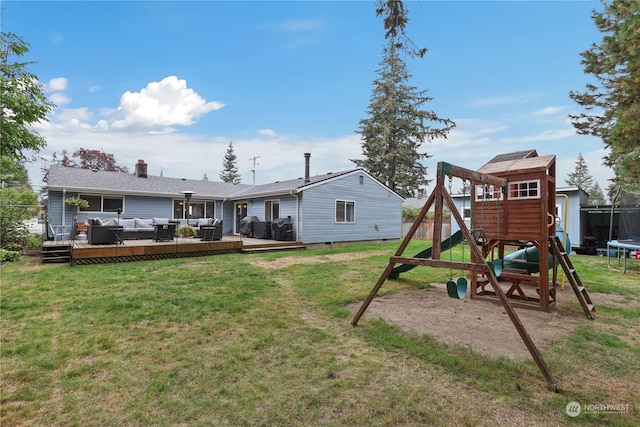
[549,235,595,319]
[42,244,72,264]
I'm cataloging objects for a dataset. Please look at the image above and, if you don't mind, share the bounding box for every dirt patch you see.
[249,251,389,269]
[347,284,605,361]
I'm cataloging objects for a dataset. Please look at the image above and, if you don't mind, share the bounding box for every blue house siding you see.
[44,165,403,244]
[300,173,401,244]
[556,188,588,250]
[244,195,299,239]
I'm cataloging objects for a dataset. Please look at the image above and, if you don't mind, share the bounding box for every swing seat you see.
[447,277,467,300]
[471,228,487,244]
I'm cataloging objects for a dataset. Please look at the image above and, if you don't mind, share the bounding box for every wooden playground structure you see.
[352,151,595,391]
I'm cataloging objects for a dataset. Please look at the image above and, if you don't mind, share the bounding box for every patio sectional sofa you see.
[88,217,177,244]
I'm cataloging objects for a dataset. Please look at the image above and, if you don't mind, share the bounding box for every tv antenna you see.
[249,155,260,185]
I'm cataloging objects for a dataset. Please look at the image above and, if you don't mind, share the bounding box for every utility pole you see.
[249,155,260,185]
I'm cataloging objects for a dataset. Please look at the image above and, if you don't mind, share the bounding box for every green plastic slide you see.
[389,230,465,279]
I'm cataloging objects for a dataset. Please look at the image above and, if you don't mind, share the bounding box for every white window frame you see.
[335,200,355,224]
[173,199,215,220]
[474,185,503,201]
[462,207,472,220]
[264,199,280,222]
[508,179,541,200]
[78,194,124,213]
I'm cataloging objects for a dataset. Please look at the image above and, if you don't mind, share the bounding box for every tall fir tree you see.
[565,153,595,191]
[565,153,609,205]
[569,0,640,192]
[589,182,607,205]
[219,142,241,184]
[353,41,454,198]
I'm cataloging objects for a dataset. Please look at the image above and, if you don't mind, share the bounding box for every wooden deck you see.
[43,235,305,265]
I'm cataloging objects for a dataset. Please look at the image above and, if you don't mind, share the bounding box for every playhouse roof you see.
[485,149,538,164]
[478,153,555,176]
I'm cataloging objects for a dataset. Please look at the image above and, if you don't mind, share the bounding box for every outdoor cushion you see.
[93,217,104,226]
[197,218,212,227]
[102,218,118,226]
[120,219,136,229]
[134,218,153,229]
[153,217,170,225]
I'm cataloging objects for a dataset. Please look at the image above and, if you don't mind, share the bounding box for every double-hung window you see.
[335,200,355,223]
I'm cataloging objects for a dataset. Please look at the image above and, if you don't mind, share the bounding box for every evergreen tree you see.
[219,142,241,184]
[569,0,640,192]
[565,153,595,191]
[589,182,607,205]
[353,41,454,198]
[375,0,427,58]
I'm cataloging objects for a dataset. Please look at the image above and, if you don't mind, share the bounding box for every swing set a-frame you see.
[352,156,595,391]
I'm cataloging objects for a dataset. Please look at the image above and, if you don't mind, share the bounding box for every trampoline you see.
[607,188,640,273]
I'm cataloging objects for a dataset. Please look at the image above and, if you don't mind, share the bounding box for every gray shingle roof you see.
[44,166,362,199]
[45,166,249,198]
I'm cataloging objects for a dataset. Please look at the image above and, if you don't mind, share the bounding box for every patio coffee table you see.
[153,223,176,242]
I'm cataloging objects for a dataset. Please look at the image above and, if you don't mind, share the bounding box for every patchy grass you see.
[1,244,638,426]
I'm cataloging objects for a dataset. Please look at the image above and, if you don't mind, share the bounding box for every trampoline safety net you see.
[618,188,640,243]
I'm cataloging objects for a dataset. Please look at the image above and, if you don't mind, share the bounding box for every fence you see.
[402,217,451,240]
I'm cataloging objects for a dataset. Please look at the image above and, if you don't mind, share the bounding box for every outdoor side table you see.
[153,223,176,241]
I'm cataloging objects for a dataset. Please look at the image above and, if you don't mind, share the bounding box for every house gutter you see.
[289,189,299,241]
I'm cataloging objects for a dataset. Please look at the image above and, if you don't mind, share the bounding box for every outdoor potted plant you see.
[178,225,196,237]
[65,196,89,210]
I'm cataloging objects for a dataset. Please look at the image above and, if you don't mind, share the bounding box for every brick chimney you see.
[135,159,148,178]
[304,153,310,184]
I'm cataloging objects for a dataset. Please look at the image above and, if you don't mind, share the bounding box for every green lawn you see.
[1,242,638,426]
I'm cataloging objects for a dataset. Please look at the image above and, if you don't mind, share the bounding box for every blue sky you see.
[5,1,611,195]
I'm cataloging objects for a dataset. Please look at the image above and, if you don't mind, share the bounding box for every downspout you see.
[62,188,67,228]
[290,190,299,242]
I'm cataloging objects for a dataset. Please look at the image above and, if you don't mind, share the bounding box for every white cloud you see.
[502,128,576,145]
[280,19,323,32]
[49,92,71,106]
[532,106,566,116]
[469,93,543,108]
[257,129,276,137]
[44,77,68,92]
[109,76,224,131]
[27,125,363,191]
[89,86,101,93]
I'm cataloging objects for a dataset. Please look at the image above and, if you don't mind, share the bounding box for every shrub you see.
[0,249,21,262]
